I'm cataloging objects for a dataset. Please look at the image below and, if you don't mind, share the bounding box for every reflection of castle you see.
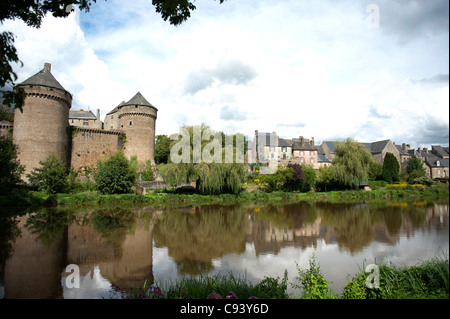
[3,203,448,298]
[12,63,157,180]
[3,209,159,298]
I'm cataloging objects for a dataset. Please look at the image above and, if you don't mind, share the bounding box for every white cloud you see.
[2,0,448,147]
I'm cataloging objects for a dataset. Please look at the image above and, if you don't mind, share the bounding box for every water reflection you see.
[0,201,448,298]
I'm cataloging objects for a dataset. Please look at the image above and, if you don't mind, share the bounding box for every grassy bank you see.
[0,183,448,208]
[111,254,449,299]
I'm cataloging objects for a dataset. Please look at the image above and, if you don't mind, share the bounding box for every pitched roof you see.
[425,157,449,168]
[107,101,125,115]
[18,63,69,93]
[431,145,449,158]
[278,138,291,147]
[292,141,316,151]
[69,110,97,120]
[122,92,154,108]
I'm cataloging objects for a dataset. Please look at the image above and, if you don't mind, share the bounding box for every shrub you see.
[294,255,337,299]
[95,151,136,194]
[27,153,68,194]
[0,136,24,194]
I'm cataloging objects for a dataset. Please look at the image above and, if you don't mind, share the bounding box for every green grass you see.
[111,272,289,299]
[343,254,449,299]
[1,183,447,209]
[110,254,449,299]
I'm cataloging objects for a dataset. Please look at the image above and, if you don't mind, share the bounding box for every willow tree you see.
[332,139,374,189]
[160,124,246,195]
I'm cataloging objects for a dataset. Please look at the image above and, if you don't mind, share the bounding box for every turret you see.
[13,63,72,180]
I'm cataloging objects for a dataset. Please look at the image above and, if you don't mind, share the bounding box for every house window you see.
[271,154,274,159]
[83,121,89,126]
[438,169,441,177]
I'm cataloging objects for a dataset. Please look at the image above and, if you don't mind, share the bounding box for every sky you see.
[2,0,449,147]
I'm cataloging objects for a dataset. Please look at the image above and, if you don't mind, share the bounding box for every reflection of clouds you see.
[62,265,112,299]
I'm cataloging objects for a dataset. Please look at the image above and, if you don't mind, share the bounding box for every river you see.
[0,200,448,298]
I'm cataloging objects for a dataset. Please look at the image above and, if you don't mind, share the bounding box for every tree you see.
[381,152,400,183]
[405,157,428,184]
[27,153,68,194]
[155,134,171,164]
[0,136,24,194]
[332,139,374,189]
[95,151,136,194]
[160,124,247,195]
[1,0,225,110]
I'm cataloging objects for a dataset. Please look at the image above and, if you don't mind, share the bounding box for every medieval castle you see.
[12,63,157,180]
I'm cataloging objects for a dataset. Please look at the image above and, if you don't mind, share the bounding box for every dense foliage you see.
[27,153,68,194]
[0,136,24,194]
[95,151,136,194]
[332,139,374,189]
[381,152,400,183]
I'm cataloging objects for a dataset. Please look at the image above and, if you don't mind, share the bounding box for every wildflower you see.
[207,292,223,299]
[226,291,238,299]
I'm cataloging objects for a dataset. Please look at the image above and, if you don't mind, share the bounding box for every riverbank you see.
[1,183,448,209]
[111,254,449,299]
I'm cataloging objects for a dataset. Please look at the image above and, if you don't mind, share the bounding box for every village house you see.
[318,139,400,165]
[248,131,328,171]
[69,109,102,129]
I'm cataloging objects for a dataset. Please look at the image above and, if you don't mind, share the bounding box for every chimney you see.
[311,137,315,146]
[402,143,406,151]
[406,144,410,148]
[299,136,304,146]
[97,108,100,121]
[44,62,51,72]
[423,147,428,152]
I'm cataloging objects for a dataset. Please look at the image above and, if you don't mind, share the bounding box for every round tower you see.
[13,63,72,180]
[118,92,157,165]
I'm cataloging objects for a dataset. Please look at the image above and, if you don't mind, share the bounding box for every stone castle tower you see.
[13,63,158,177]
[13,63,72,179]
[104,92,158,165]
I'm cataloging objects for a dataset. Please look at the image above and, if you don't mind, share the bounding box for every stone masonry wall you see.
[70,127,124,170]
[13,85,72,179]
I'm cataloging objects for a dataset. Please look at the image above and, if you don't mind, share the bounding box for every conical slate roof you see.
[123,92,154,107]
[107,101,126,115]
[18,63,69,93]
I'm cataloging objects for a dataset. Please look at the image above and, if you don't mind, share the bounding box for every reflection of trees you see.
[24,208,75,248]
[88,206,137,259]
[0,214,21,280]
[320,204,384,254]
[153,205,247,275]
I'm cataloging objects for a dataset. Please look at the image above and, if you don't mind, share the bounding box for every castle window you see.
[135,105,138,108]
[130,121,133,126]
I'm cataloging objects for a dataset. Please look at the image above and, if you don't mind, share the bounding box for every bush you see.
[294,255,337,299]
[95,151,136,194]
[0,136,24,194]
[27,153,68,194]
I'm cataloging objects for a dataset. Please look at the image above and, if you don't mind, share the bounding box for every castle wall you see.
[70,127,123,170]
[13,85,72,179]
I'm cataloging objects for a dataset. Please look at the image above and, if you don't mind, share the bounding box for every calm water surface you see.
[0,200,448,299]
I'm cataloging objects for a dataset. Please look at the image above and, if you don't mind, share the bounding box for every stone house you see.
[319,139,400,165]
[69,109,102,129]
